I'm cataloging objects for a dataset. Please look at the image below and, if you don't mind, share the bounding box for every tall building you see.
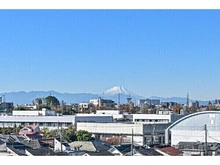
[136,99,160,109]
[90,98,116,109]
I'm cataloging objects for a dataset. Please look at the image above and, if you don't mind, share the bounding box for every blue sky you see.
[1,10,220,100]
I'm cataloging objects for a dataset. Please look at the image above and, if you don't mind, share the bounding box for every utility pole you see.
[131,128,133,156]
[60,123,63,152]
[57,121,63,152]
[151,123,156,145]
[204,124,208,156]
[186,93,189,112]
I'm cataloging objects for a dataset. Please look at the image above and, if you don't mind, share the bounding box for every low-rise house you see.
[109,144,163,156]
[19,125,43,139]
[21,139,41,149]
[6,142,27,156]
[176,141,220,156]
[69,140,113,156]
[39,138,54,148]
[25,147,69,156]
[54,138,73,153]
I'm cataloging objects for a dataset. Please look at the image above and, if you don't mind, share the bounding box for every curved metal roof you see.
[166,111,220,131]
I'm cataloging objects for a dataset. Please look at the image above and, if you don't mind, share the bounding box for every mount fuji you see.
[99,86,144,104]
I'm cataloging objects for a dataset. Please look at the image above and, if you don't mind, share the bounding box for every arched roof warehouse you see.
[165,111,220,145]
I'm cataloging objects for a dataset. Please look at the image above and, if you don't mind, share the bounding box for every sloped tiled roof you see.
[39,138,54,148]
[156,145,183,156]
[21,139,41,149]
[114,144,131,155]
[69,141,96,151]
[7,146,27,156]
[69,140,113,156]
[26,147,69,156]
[86,150,114,156]
[134,146,163,156]
[55,138,70,147]
[92,140,112,152]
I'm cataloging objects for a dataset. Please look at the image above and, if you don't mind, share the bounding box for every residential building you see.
[90,98,116,109]
[0,102,13,113]
[176,142,220,156]
[132,111,186,124]
[54,138,73,153]
[136,99,160,109]
[96,110,124,120]
[78,103,93,113]
[18,125,43,139]
[12,108,57,116]
[69,140,114,156]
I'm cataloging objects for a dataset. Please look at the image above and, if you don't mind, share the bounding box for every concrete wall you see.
[77,122,143,135]
[12,108,56,116]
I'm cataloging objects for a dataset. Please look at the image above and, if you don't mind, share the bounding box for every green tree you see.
[62,127,77,142]
[45,96,60,107]
[75,130,92,141]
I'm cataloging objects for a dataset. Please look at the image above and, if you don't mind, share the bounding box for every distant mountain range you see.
[0,86,210,106]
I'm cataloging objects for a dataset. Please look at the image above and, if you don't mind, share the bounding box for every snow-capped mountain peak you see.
[103,86,133,96]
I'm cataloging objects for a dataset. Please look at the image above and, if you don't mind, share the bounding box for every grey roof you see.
[7,146,27,156]
[0,134,27,143]
[0,139,6,151]
[6,142,27,155]
[69,141,96,151]
[134,146,163,156]
[92,140,112,152]
[86,150,113,156]
[25,147,69,156]
[0,139,4,145]
[69,140,113,156]
[21,139,41,149]
[114,144,131,154]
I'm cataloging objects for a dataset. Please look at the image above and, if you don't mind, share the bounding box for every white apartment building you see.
[12,108,57,116]
[96,110,124,120]
[89,98,116,108]
[132,111,186,124]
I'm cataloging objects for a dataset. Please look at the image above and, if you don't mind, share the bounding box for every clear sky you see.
[1,9,220,100]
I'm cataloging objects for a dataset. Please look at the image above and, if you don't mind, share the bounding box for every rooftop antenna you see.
[118,93,120,109]
[127,94,132,103]
[187,93,189,110]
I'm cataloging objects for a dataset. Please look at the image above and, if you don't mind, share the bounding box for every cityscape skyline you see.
[1,10,220,100]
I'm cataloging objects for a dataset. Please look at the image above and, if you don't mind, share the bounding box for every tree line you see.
[0,124,93,143]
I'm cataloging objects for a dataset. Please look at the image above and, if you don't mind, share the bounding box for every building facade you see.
[165,111,220,146]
